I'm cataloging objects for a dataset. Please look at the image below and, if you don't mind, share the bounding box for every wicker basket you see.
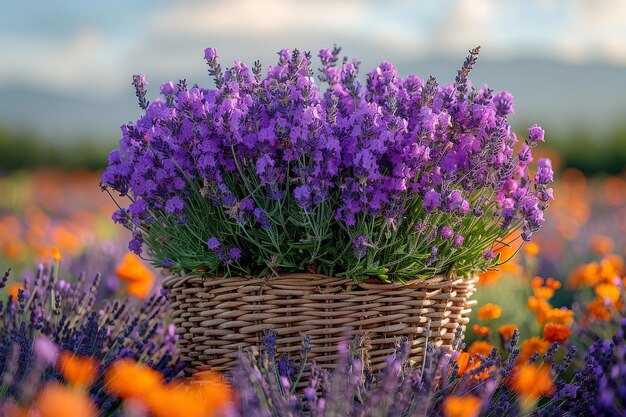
[163,273,478,376]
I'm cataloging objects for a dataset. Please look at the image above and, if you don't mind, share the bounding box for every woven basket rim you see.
[162,271,479,290]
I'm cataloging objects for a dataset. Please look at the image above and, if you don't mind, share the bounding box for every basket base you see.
[163,273,478,376]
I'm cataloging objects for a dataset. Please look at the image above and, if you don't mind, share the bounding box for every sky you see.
[1,0,625,141]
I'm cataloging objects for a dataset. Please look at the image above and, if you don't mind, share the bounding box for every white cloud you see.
[148,0,428,54]
[2,0,625,101]
[0,28,128,98]
[556,0,626,65]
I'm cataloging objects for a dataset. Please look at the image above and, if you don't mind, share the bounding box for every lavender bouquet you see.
[102,46,552,282]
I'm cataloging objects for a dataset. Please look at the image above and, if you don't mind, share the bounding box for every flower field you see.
[1,165,625,416]
[2,47,626,417]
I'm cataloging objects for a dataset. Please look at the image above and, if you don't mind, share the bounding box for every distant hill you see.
[0,57,624,143]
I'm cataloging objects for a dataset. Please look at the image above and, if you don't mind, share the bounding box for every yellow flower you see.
[58,352,98,387]
[543,323,571,343]
[477,303,501,320]
[512,364,554,400]
[36,383,97,417]
[443,395,481,417]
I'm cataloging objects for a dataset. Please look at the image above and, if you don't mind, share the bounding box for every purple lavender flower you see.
[0,265,180,413]
[204,47,219,61]
[33,335,58,365]
[165,196,185,214]
[492,90,515,116]
[207,237,221,250]
[229,247,242,261]
[535,158,554,185]
[131,74,149,110]
[102,46,553,281]
[423,190,441,213]
[160,81,177,96]
[253,208,271,230]
[352,235,368,259]
[528,124,545,145]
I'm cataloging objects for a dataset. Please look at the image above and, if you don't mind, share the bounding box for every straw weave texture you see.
[162,273,478,375]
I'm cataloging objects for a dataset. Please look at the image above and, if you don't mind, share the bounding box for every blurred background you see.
[1,0,625,319]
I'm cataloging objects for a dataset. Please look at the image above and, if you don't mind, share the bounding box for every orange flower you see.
[566,264,590,288]
[545,278,561,290]
[105,358,163,399]
[528,296,551,324]
[518,337,550,364]
[146,374,231,417]
[455,351,471,376]
[191,372,232,412]
[605,254,625,273]
[591,235,614,255]
[595,283,620,305]
[2,241,26,262]
[127,279,156,299]
[442,395,481,417]
[472,324,490,337]
[477,303,502,320]
[533,286,555,300]
[543,323,571,343]
[588,298,611,321]
[35,383,97,417]
[531,277,560,300]
[478,270,501,286]
[543,308,574,325]
[58,352,98,387]
[498,324,518,340]
[115,253,155,298]
[468,341,494,357]
[6,283,24,301]
[530,276,543,288]
[52,247,62,262]
[146,384,208,417]
[511,364,554,400]
[523,242,540,257]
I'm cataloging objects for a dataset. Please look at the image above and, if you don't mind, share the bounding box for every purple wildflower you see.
[535,158,554,185]
[204,47,219,61]
[423,190,441,213]
[165,196,185,214]
[207,237,221,250]
[253,208,271,230]
[492,90,515,116]
[528,124,545,145]
[229,247,242,261]
[352,235,368,259]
